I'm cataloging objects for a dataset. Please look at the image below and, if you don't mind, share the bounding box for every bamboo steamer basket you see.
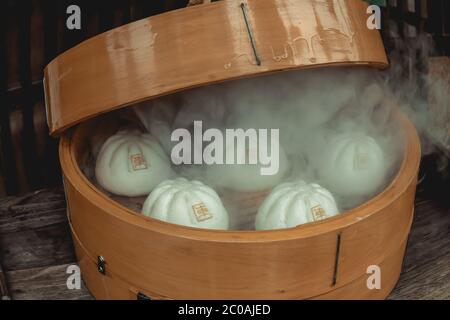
[44,0,421,299]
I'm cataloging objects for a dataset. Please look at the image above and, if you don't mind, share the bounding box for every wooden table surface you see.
[0,187,449,300]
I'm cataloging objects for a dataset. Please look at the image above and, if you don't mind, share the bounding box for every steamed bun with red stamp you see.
[95,130,173,197]
[318,132,387,197]
[142,178,229,230]
[255,180,339,230]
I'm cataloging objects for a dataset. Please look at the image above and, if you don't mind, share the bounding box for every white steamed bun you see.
[142,178,229,230]
[95,129,173,197]
[256,180,339,230]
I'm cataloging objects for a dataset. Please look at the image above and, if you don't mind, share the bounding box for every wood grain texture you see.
[0,224,74,271]
[6,264,92,300]
[57,109,420,300]
[0,189,66,234]
[44,0,388,135]
[0,188,75,271]
[427,57,450,152]
[70,224,410,300]
[388,198,450,300]
[314,241,408,300]
[0,261,10,299]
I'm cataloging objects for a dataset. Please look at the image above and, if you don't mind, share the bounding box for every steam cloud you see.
[84,33,448,230]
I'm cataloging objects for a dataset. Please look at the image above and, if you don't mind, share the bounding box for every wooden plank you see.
[402,198,450,272]
[0,189,66,234]
[0,188,82,299]
[0,188,75,271]
[6,264,92,300]
[0,260,11,300]
[0,223,75,271]
[390,252,450,300]
[389,197,450,299]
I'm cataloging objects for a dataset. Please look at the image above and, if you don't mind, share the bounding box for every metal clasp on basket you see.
[97,256,106,275]
[137,292,152,300]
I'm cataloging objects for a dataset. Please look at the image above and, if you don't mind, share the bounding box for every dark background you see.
[0,0,449,196]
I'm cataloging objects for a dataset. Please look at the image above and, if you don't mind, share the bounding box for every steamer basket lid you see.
[44,0,388,136]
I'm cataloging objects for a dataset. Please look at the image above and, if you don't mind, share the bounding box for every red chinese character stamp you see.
[311,205,328,221]
[130,153,148,171]
[192,203,213,222]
